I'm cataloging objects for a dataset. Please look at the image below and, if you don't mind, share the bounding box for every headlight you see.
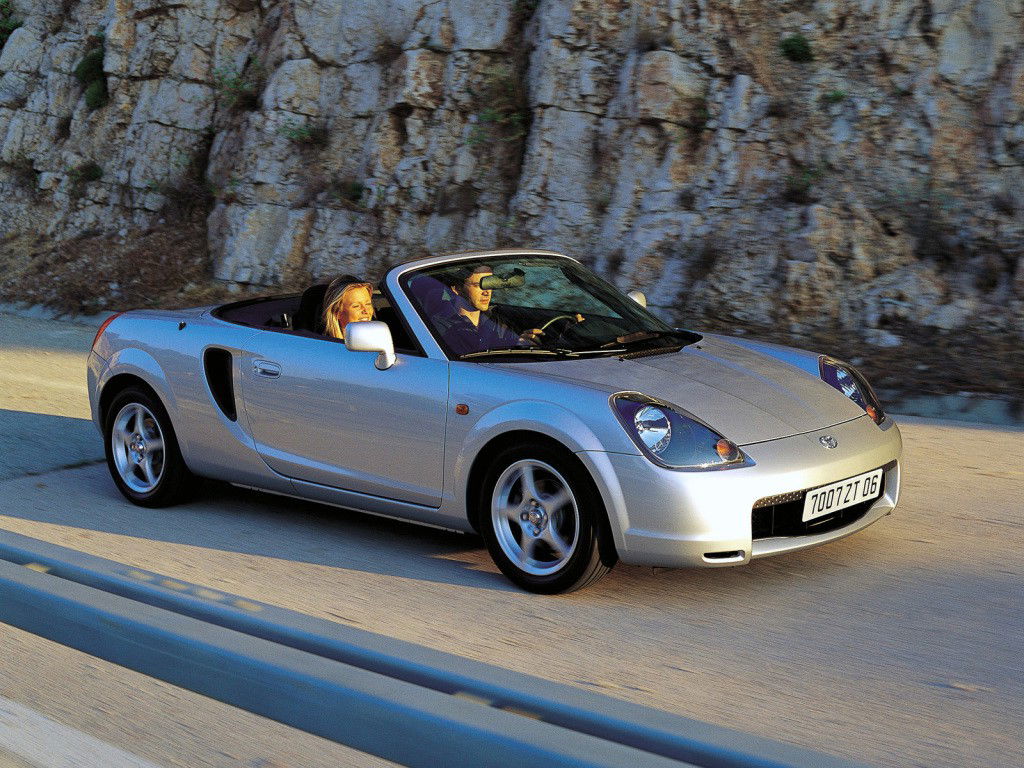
[612,394,747,470]
[818,356,885,424]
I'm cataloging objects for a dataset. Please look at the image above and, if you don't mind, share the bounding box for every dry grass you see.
[0,218,265,316]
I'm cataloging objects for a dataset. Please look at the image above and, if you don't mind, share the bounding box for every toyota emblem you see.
[819,435,838,449]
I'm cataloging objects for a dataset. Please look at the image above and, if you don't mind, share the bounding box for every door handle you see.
[253,360,281,378]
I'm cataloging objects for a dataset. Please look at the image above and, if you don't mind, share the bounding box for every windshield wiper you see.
[539,345,624,357]
[458,347,573,361]
[599,329,693,349]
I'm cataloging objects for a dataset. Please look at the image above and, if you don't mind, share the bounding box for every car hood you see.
[503,335,866,445]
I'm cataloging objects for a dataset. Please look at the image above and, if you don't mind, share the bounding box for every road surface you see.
[1,311,1021,768]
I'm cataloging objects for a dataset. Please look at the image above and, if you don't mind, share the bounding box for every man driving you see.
[440,265,544,356]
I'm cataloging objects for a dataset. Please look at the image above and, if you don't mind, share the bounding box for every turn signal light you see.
[865,404,881,424]
[715,438,740,462]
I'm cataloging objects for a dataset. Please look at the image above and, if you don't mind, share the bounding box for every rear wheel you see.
[104,386,197,507]
[480,442,616,593]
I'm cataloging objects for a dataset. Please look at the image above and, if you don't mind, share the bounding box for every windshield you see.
[400,255,696,360]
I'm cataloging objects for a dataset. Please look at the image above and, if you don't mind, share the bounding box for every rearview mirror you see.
[626,290,647,308]
[479,268,526,290]
[344,321,396,370]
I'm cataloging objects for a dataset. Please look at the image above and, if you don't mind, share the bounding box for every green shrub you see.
[219,176,242,204]
[780,34,813,63]
[71,161,103,182]
[436,182,478,214]
[513,0,539,17]
[0,0,21,51]
[510,0,539,35]
[467,62,530,146]
[74,39,108,111]
[73,47,104,85]
[327,178,366,208]
[8,152,38,190]
[783,166,823,204]
[213,60,263,111]
[68,160,103,197]
[823,89,847,105]
[278,119,328,146]
[142,147,217,220]
[84,79,108,109]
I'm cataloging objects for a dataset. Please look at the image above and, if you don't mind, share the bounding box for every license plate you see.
[802,468,883,523]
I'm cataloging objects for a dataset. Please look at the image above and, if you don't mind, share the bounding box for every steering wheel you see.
[531,314,584,347]
[538,314,578,333]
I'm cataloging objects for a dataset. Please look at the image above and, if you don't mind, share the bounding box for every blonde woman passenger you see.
[323,278,375,340]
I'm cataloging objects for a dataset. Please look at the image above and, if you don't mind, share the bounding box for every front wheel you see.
[480,443,616,593]
[104,386,197,507]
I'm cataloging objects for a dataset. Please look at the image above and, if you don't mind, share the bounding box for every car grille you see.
[751,474,885,540]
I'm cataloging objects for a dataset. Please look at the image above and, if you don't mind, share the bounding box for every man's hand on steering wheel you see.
[521,314,585,346]
[518,327,545,346]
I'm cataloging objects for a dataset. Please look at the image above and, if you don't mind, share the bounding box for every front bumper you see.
[583,415,902,568]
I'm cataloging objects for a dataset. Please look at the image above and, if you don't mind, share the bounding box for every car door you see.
[238,331,449,507]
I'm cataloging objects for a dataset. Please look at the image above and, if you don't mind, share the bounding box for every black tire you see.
[103,386,198,507]
[479,442,617,594]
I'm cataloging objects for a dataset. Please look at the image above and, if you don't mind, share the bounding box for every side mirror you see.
[626,290,647,308]
[344,321,396,370]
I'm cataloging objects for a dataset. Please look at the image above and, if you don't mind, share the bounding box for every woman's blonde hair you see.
[323,280,374,339]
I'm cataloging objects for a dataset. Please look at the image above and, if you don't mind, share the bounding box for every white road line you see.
[0,696,163,768]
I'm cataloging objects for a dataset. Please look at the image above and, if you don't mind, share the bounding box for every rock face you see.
[1,0,1022,340]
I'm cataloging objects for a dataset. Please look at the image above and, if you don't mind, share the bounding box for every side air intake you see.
[203,348,237,422]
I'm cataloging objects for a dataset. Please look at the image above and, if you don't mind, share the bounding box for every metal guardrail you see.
[0,530,866,768]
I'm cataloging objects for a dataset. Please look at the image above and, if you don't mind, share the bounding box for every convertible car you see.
[88,249,901,593]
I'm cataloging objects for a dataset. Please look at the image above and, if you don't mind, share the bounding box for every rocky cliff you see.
[1,0,1022,346]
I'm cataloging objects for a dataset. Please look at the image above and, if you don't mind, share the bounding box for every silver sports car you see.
[88,249,901,593]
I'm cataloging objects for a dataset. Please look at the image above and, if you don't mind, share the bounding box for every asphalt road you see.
[1,311,1022,768]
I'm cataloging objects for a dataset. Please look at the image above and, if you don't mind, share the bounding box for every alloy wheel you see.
[110,402,166,494]
[490,459,580,576]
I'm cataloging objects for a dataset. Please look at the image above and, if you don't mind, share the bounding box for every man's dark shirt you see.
[440,310,523,356]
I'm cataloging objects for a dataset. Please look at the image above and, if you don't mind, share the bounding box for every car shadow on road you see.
[0,461,513,592]
[0,410,104,482]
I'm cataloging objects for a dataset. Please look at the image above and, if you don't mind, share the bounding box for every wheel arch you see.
[463,430,620,564]
[465,430,567,533]
[99,373,164,424]
[100,373,199,507]
[96,346,179,425]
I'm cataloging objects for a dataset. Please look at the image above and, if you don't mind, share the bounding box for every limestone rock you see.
[262,59,322,116]
[936,0,1020,88]
[0,27,44,74]
[396,50,446,110]
[448,0,512,51]
[0,0,1019,343]
[865,329,902,348]
[633,50,706,124]
[293,0,423,66]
